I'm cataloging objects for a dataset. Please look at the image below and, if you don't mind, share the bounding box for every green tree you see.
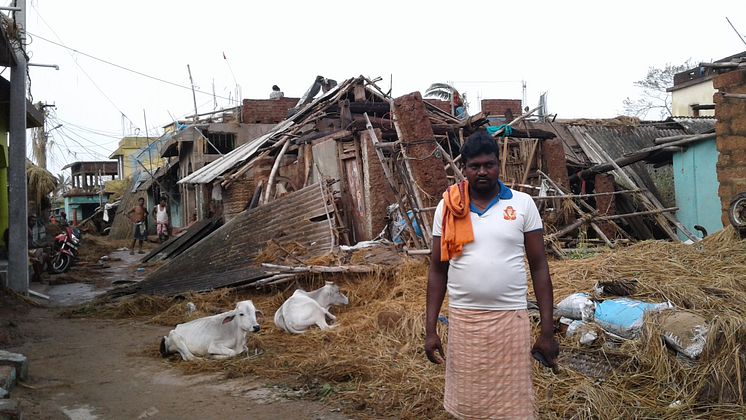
[623,60,694,119]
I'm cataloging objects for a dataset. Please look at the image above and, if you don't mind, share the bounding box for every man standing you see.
[425,130,558,419]
[127,197,147,255]
[152,196,170,243]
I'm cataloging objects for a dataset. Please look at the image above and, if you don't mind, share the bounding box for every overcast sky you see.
[20,0,746,175]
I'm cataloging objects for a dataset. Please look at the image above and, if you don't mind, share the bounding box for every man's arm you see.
[525,230,559,367]
[425,236,449,364]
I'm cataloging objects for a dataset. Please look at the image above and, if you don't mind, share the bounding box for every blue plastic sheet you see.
[594,298,672,339]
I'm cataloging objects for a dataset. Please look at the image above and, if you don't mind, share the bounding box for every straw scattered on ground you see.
[84,227,746,419]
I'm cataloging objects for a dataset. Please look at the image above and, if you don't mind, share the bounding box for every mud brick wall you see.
[543,138,570,191]
[594,174,617,239]
[393,92,449,207]
[222,177,255,222]
[481,99,522,117]
[360,129,392,240]
[713,69,746,225]
[241,98,299,124]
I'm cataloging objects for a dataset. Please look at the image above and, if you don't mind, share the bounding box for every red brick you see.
[241,98,299,124]
[393,92,448,206]
[713,69,746,90]
[481,99,522,117]
[716,135,746,152]
[718,150,746,167]
[717,166,746,180]
[424,99,452,113]
[730,118,746,136]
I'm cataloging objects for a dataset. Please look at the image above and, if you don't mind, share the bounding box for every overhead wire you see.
[29,32,234,102]
[28,4,140,130]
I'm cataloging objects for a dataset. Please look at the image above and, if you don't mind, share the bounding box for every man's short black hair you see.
[461,129,498,163]
[138,197,145,202]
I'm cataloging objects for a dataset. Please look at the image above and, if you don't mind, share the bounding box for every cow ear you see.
[255,310,264,319]
[222,315,235,324]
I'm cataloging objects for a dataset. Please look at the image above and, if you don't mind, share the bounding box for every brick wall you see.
[241,97,299,124]
[360,129,391,240]
[713,69,746,225]
[223,177,255,222]
[481,99,522,117]
[424,99,452,114]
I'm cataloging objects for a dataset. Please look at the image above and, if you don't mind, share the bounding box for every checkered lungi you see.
[444,308,535,419]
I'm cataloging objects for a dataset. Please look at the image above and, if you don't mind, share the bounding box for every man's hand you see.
[424,333,445,364]
[531,333,559,368]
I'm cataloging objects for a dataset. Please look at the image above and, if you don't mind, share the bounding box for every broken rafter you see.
[363,113,424,249]
[571,132,715,182]
[532,189,643,200]
[261,263,378,274]
[538,170,615,248]
[263,136,291,204]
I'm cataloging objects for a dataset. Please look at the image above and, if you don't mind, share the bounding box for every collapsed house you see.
[105,75,723,297]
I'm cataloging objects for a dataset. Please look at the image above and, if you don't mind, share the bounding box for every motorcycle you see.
[48,225,81,274]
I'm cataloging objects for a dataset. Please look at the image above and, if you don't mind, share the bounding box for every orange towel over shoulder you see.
[440,181,474,261]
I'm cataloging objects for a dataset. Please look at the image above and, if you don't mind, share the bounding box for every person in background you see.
[425,129,558,419]
[152,196,170,243]
[27,215,46,282]
[270,85,284,99]
[127,197,147,255]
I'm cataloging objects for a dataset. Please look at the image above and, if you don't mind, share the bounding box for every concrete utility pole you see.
[8,0,28,293]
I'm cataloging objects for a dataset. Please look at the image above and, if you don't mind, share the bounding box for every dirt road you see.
[1,245,348,419]
[6,306,347,419]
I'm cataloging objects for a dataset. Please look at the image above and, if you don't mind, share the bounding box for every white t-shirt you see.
[432,187,543,311]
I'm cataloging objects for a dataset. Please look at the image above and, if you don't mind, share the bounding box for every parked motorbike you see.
[48,225,81,274]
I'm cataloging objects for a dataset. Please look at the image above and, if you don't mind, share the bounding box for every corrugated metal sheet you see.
[671,117,716,135]
[177,119,295,185]
[566,125,687,206]
[110,183,335,296]
[178,80,351,185]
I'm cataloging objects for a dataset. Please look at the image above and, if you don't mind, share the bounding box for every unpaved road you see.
[1,246,348,419]
[5,306,348,420]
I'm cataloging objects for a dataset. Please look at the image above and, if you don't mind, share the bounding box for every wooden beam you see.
[263,137,291,204]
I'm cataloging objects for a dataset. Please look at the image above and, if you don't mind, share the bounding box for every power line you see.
[29,32,234,102]
[53,118,122,139]
[28,5,140,129]
[54,117,122,136]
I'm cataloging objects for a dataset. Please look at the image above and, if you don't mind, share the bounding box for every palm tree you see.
[26,159,57,215]
[424,83,468,116]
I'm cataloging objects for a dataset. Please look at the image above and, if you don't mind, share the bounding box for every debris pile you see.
[85,227,746,418]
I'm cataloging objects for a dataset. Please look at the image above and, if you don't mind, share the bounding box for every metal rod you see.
[28,63,59,70]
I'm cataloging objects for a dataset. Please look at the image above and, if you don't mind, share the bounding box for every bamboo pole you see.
[434,142,465,182]
[261,263,377,274]
[519,139,539,190]
[538,170,615,247]
[532,189,643,200]
[364,113,424,249]
[263,137,291,204]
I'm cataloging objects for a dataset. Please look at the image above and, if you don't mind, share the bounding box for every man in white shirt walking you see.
[152,197,170,243]
[425,129,558,419]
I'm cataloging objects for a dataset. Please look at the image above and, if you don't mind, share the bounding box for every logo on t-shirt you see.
[503,206,517,221]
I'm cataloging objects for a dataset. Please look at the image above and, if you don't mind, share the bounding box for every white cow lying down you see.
[274,282,349,334]
[160,300,262,361]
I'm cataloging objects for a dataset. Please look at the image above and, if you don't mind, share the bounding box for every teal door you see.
[672,139,722,240]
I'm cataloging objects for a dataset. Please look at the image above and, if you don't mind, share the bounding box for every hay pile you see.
[94,228,746,418]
